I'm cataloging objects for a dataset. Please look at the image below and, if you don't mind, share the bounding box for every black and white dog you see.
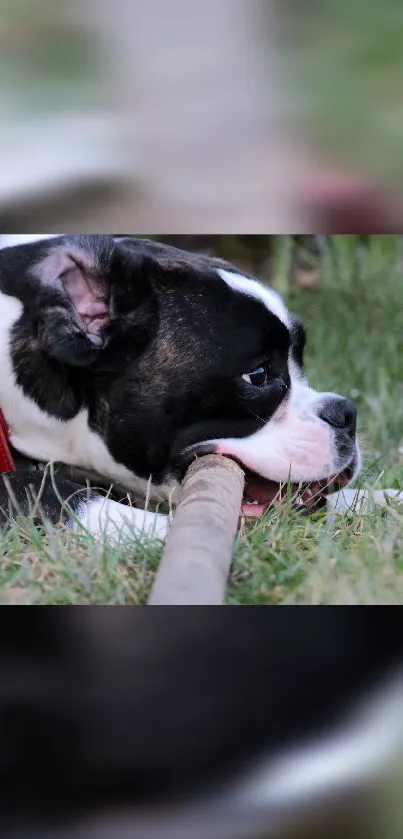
[0,234,398,540]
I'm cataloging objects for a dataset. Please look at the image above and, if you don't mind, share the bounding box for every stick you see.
[148,455,245,605]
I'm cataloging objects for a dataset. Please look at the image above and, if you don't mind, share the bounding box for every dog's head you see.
[0,235,360,511]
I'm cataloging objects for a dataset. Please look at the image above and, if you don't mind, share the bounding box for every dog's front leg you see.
[72,496,171,542]
[327,488,403,515]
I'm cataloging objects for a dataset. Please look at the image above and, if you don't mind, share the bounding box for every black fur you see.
[0,609,401,830]
[0,471,98,527]
[290,316,307,369]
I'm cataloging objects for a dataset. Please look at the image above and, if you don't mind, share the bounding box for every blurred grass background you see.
[282,0,403,180]
[0,234,402,605]
[2,0,403,230]
[0,0,102,112]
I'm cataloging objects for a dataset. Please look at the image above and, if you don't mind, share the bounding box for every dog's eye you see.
[242,366,268,387]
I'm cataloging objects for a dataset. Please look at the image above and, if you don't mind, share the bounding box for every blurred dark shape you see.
[0,609,401,835]
[152,235,322,288]
[299,174,403,234]
[151,235,274,276]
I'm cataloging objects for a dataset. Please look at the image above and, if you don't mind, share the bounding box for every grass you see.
[1,235,403,605]
[283,0,403,180]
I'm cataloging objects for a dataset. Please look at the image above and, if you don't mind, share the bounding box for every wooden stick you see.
[148,455,245,605]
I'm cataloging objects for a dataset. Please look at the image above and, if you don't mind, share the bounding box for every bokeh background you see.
[1,0,403,232]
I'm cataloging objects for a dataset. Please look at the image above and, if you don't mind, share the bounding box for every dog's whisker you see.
[246,409,267,427]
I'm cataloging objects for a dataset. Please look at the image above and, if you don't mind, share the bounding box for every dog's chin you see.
[240,460,357,518]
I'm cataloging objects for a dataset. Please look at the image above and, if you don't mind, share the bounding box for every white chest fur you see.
[0,291,170,500]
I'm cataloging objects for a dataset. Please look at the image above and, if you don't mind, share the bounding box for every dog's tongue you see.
[241,475,285,517]
[244,474,281,503]
[241,473,326,518]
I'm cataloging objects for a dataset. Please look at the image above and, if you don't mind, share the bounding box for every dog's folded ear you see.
[31,245,111,367]
[1,238,157,369]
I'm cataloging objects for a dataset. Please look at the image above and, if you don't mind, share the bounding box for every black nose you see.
[319,397,357,437]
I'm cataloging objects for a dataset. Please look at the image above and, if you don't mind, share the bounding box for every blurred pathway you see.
[2,0,309,232]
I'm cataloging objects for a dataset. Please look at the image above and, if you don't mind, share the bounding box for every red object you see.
[0,409,16,472]
[298,172,403,233]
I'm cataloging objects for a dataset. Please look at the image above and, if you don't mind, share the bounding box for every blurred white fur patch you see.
[232,670,403,808]
[326,487,403,515]
[0,234,62,250]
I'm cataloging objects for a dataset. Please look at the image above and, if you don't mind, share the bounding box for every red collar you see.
[0,409,16,472]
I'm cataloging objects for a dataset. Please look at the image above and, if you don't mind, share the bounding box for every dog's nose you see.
[319,397,357,437]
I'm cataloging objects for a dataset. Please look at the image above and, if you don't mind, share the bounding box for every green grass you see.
[284,0,403,179]
[1,235,403,605]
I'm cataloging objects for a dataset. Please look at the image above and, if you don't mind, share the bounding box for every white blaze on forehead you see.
[217,268,290,328]
[0,234,62,250]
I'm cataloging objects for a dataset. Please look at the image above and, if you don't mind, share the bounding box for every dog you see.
[0,233,368,540]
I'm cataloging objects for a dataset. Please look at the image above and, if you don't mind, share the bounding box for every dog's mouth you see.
[240,464,354,517]
[180,444,356,518]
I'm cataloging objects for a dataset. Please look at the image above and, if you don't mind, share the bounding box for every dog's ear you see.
[31,245,111,367]
[27,240,157,369]
[1,237,159,369]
